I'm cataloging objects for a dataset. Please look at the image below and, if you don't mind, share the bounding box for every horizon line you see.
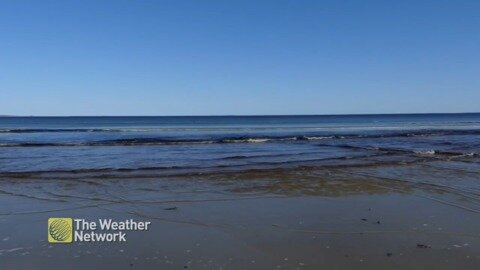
[1,112,480,117]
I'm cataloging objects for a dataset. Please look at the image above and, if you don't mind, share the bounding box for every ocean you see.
[0,114,479,174]
[2,114,480,269]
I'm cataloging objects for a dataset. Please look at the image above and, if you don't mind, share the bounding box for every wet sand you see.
[1,163,480,269]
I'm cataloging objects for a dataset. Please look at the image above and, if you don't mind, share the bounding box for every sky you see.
[0,0,479,116]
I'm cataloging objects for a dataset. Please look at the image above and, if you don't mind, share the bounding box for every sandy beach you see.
[1,162,479,269]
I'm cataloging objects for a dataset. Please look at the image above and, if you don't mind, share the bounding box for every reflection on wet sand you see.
[1,157,480,269]
[1,155,480,215]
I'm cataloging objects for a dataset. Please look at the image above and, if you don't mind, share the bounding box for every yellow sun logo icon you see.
[48,218,73,243]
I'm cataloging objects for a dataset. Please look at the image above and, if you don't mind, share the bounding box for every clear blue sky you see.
[1,0,479,116]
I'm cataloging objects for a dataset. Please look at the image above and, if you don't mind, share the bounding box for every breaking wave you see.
[1,128,480,149]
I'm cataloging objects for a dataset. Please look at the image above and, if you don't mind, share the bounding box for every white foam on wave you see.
[222,138,270,143]
[245,138,270,143]
[414,150,436,155]
[305,136,332,140]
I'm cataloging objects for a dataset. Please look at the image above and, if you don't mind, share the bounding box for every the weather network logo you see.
[47,217,151,243]
[48,218,73,243]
